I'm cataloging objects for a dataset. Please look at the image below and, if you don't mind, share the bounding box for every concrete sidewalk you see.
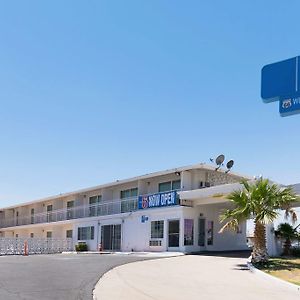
[93,255,300,300]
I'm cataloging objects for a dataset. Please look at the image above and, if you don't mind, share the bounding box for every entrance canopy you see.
[178,182,244,206]
[180,181,300,207]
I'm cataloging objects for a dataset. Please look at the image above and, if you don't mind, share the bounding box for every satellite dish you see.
[215,154,225,170]
[225,160,234,173]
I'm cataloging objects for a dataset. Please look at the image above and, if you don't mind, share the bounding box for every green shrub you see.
[290,247,300,257]
[75,243,88,252]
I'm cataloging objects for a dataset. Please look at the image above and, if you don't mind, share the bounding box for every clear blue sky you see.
[0,0,299,207]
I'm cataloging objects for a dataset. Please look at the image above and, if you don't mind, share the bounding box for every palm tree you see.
[219,179,298,263]
[275,223,299,255]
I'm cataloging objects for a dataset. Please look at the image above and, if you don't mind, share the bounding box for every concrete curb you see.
[247,256,300,293]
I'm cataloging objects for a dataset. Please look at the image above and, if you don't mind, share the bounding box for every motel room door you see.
[168,220,180,250]
[198,218,206,249]
[101,224,121,251]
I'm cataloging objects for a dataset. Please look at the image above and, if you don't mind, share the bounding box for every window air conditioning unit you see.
[149,240,162,247]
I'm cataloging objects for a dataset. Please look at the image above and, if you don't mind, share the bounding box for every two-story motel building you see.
[0,163,251,252]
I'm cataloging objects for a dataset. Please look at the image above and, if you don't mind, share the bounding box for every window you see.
[151,220,164,239]
[47,205,53,222]
[159,180,181,192]
[67,201,74,220]
[121,188,138,213]
[120,188,138,199]
[159,181,171,192]
[172,180,181,191]
[89,195,102,217]
[31,208,34,224]
[78,226,94,240]
[89,195,101,204]
[207,221,214,245]
[30,233,34,238]
[184,219,194,246]
[66,230,73,239]
[46,231,52,238]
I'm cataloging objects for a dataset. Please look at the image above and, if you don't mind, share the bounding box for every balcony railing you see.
[0,197,138,229]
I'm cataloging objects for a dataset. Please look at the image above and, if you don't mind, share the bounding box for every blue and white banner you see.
[138,191,178,210]
[279,96,300,116]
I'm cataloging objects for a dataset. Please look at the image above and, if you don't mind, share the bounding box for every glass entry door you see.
[198,218,206,247]
[101,224,121,251]
[168,220,180,248]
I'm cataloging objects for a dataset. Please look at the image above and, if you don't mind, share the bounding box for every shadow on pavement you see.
[232,263,250,271]
[189,250,251,272]
[189,250,251,259]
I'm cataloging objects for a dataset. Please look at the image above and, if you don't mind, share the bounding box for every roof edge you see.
[0,162,252,210]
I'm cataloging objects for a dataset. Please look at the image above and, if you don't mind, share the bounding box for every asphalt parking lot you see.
[0,253,157,300]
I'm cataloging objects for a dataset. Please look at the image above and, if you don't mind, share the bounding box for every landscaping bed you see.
[254,257,300,286]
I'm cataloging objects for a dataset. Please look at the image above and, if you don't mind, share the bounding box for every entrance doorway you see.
[168,220,180,248]
[198,218,206,247]
[101,224,121,251]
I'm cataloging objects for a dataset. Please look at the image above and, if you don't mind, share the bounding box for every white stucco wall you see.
[1,203,249,253]
[181,204,248,252]
[68,204,248,252]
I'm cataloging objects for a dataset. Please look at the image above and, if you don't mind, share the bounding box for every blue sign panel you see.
[261,57,298,103]
[279,97,300,117]
[261,56,300,117]
[138,191,178,210]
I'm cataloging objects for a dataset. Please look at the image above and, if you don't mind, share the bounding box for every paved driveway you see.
[95,252,300,300]
[0,253,158,300]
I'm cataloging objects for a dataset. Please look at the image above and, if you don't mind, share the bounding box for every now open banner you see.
[138,191,178,210]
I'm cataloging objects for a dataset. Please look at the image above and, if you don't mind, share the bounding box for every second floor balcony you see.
[0,197,139,229]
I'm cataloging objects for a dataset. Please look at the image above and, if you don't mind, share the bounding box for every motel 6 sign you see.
[261,56,300,116]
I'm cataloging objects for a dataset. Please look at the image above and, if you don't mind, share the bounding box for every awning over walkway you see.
[178,182,244,206]
[180,181,300,207]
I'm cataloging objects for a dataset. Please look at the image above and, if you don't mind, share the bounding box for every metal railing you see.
[0,197,138,229]
[0,238,73,255]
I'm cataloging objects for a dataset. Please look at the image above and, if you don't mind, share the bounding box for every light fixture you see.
[175,171,180,176]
